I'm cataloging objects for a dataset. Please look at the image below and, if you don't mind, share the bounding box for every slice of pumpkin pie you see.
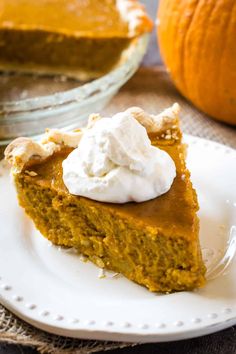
[5,104,206,292]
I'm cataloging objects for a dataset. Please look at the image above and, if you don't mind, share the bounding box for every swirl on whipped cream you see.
[62,111,176,203]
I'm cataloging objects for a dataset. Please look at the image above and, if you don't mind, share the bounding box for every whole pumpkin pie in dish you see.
[5,104,206,292]
[0,0,153,79]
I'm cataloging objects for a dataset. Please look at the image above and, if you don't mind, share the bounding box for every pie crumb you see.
[25,170,38,176]
[98,268,106,279]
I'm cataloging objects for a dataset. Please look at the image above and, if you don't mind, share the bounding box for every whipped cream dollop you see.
[62,111,176,203]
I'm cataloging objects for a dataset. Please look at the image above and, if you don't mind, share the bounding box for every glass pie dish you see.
[0,34,149,146]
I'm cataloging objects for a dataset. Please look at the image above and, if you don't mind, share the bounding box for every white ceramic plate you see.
[0,135,236,343]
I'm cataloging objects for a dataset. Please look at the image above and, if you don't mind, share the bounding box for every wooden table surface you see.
[1,1,236,353]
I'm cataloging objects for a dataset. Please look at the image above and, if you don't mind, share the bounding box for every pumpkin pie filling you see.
[0,0,153,79]
[5,105,206,292]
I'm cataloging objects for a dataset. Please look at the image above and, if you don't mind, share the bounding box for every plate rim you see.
[0,295,236,343]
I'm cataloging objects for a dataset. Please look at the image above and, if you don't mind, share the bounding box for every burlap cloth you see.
[0,67,235,353]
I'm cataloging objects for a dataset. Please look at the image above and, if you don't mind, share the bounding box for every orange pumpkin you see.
[157,0,236,125]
